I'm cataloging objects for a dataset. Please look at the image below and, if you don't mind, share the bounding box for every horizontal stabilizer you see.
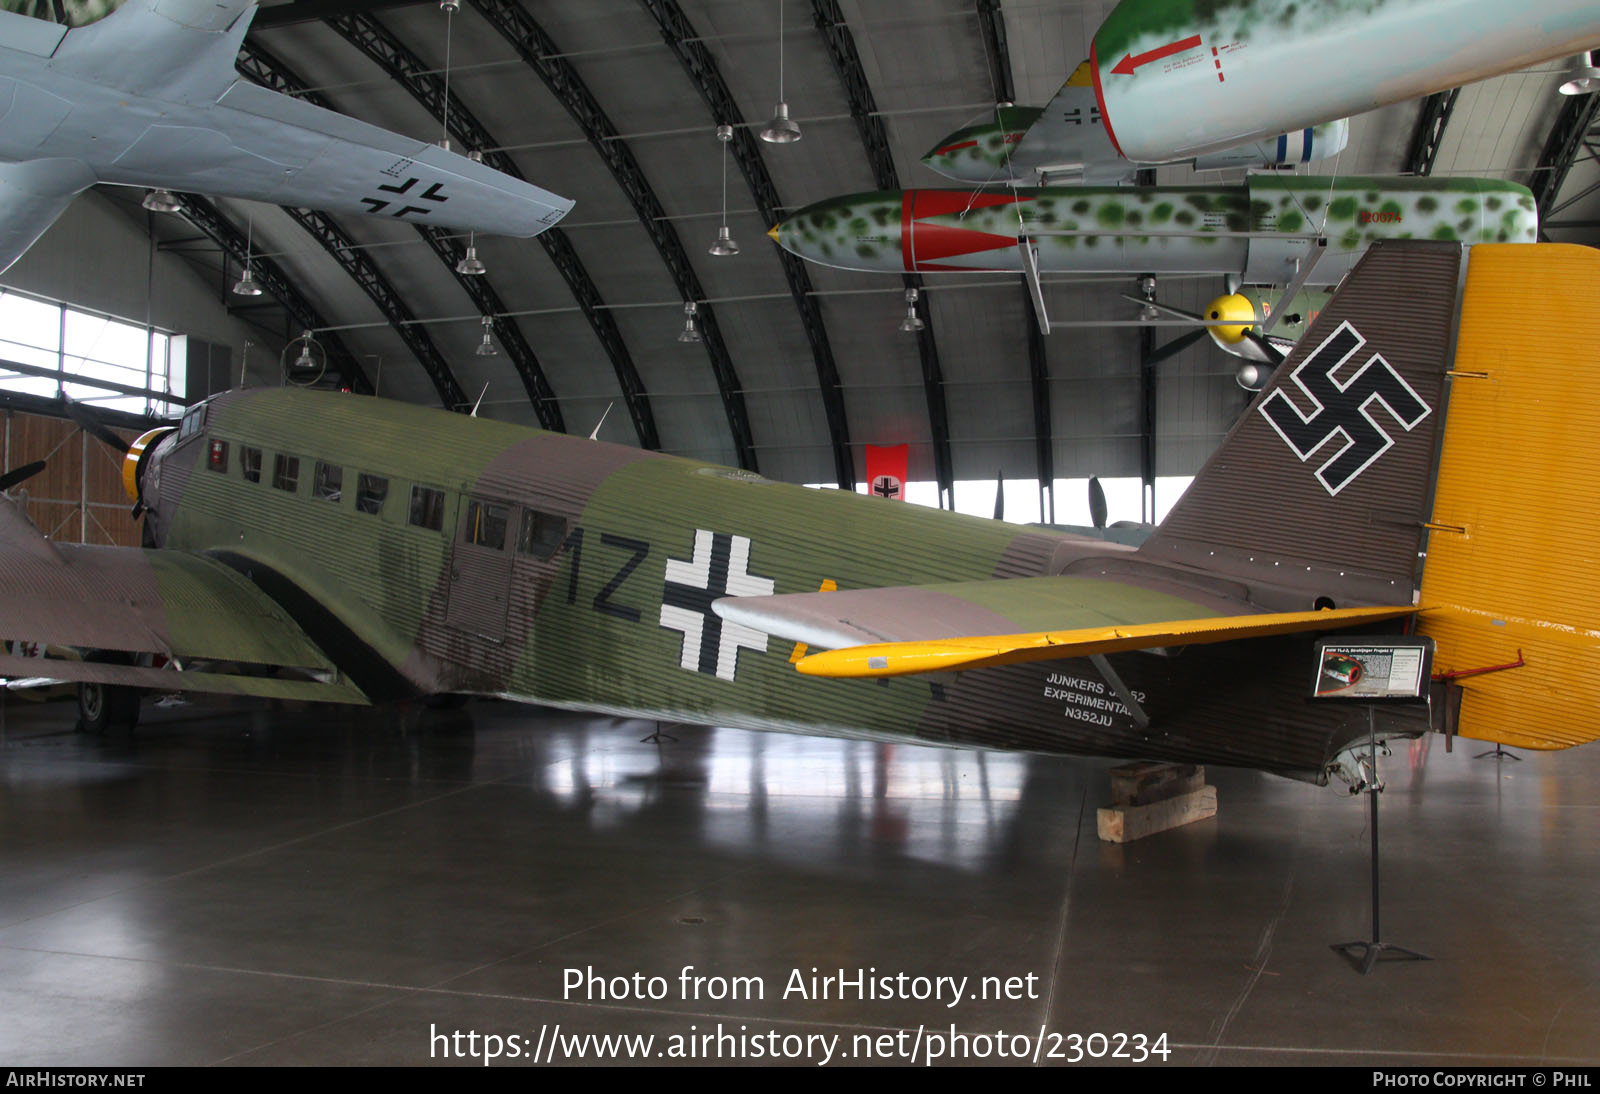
[794,605,1420,678]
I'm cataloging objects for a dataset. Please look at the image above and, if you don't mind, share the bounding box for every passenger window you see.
[272,454,300,493]
[313,461,343,502]
[517,509,567,559]
[206,438,228,473]
[356,473,387,515]
[462,499,509,549]
[409,485,446,531]
[241,446,262,483]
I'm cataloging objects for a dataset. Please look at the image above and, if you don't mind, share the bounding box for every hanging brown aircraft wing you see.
[0,495,367,704]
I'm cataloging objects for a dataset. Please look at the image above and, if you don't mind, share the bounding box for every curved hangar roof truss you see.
[29,0,1598,511]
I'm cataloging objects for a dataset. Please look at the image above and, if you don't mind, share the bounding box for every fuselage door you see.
[445,496,515,641]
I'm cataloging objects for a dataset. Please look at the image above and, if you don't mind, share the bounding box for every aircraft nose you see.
[767,224,781,243]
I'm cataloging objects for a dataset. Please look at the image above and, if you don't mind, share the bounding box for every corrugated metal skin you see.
[158,386,1401,778]
[170,390,566,685]
[0,541,331,668]
[1141,241,1462,610]
[1419,244,1600,750]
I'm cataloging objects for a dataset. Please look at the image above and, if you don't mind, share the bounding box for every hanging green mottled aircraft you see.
[2,241,1598,786]
[1085,0,1600,165]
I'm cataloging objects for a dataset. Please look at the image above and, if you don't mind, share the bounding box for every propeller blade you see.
[993,468,1004,522]
[61,395,130,454]
[1088,476,1108,530]
[1241,330,1287,367]
[1119,293,1205,323]
[0,460,45,492]
[1143,328,1209,367]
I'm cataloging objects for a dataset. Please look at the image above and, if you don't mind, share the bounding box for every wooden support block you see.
[1108,761,1206,807]
[1097,786,1218,844]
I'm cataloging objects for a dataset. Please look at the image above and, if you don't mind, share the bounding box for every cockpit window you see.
[178,405,207,441]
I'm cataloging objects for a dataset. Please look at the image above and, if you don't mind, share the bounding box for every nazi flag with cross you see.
[658,530,776,681]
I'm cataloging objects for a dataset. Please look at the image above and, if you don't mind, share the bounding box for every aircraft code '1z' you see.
[557,525,776,682]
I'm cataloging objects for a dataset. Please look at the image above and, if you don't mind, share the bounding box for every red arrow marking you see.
[1110,34,1202,75]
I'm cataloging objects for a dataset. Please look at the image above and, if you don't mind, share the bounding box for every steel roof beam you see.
[283,206,468,409]
[174,194,372,394]
[810,0,953,507]
[1531,91,1600,234]
[976,0,1014,105]
[638,0,855,489]
[1405,89,1459,177]
[239,36,564,431]
[466,0,757,470]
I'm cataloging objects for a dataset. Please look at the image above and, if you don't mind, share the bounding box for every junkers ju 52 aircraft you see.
[1,241,1597,786]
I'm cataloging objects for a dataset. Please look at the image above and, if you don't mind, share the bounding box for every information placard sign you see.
[1310,637,1434,702]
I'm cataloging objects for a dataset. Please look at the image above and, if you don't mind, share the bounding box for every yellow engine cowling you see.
[122,427,175,506]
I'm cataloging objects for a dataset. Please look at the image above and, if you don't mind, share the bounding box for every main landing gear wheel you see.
[76,653,141,734]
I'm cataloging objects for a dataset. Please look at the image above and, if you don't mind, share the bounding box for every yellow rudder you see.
[1418,243,1600,749]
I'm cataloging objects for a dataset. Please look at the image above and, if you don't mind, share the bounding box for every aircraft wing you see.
[184,81,575,237]
[0,0,573,247]
[713,576,1418,678]
[0,498,367,703]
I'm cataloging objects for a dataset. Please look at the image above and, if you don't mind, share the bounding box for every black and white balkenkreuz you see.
[659,530,775,681]
[1258,320,1432,496]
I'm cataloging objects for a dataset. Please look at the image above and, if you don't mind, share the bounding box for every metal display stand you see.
[1473,743,1521,761]
[1330,705,1432,975]
[1312,637,1435,975]
[641,720,678,744]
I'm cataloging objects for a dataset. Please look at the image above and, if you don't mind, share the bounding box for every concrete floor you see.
[0,693,1595,1067]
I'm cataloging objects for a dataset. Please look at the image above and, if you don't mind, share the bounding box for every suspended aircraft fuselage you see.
[1089,0,1600,164]
[769,177,1537,282]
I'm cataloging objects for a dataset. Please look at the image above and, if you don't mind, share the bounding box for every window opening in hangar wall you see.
[0,288,186,416]
[806,477,1194,528]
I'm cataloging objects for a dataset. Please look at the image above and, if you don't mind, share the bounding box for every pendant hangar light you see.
[437,0,457,149]
[898,287,925,333]
[1559,51,1600,95]
[759,0,801,143]
[231,213,263,297]
[142,189,181,213]
[476,314,498,357]
[456,232,486,275]
[709,125,740,256]
[678,300,703,343]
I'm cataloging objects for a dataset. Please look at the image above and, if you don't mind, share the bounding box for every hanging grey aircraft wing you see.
[0,0,573,271]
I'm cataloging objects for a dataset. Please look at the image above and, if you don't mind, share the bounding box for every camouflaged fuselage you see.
[142,387,1404,781]
[772,177,1537,283]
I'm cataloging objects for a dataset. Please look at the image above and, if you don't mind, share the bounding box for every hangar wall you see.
[0,188,286,388]
[0,409,139,547]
